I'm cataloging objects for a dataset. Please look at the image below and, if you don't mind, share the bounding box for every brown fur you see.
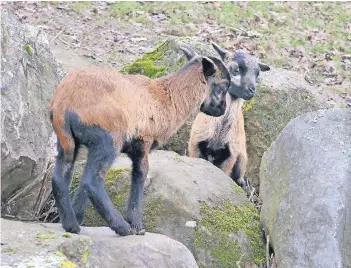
[50,60,216,155]
[188,94,247,184]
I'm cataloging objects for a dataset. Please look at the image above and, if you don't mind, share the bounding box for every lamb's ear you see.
[208,56,230,83]
[259,62,270,72]
[179,45,197,61]
[202,57,216,77]
[212,42,229,62]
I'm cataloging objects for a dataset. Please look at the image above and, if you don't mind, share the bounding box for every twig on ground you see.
[58,36,72,47]
[50,27,66,45]
[248,187,256,202]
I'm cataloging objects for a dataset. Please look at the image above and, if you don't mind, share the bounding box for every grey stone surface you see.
[71,150,266,267]
[1,218,198,268]
[260,108,351,268]
[1,9,63,219]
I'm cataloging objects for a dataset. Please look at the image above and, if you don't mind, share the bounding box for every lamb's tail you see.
[50,110,75,162]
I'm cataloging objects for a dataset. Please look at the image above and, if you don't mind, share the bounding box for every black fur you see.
[150,140,159,151]
[52,140,80,233]
[52,111,130,236]
[230,154,247,188]
[122,138,148,233]
[197,140,231,167]
[197,140,246,188]
[230,154,242,182]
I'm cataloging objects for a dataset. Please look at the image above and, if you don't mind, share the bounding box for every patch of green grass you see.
[289,38,307,47]
[134,16,150,25]
[109,1,145,17]
[72,1,92,13]
[311,43,329,54]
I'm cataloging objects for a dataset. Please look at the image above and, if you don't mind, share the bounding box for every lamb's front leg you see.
[126,138,152,235]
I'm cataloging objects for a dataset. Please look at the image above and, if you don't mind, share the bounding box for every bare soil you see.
[3,1,351,107]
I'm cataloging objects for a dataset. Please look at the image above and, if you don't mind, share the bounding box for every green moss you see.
[81,249,89,264]
[143,196,166,232]
[24,44,33,56]
[56,251,64,257]
[5,248,17,254]
[176,56,186,70]
[120,42,170,78]
[243,99,256,113]
[59,260,77,268]
[62,233,72,238]
[71,165,132,226]
[36,232,57,240]
[192,200,265,267]
[174,154,183,162]
[105,168,131,185]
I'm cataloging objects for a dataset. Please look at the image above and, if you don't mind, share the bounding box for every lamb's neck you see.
[159,65,206,123]
[216,94,243,130]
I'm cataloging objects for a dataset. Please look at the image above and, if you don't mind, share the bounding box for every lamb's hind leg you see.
[72,177,89,225]
[126,138,152,235]
[52,142,80,233]
[80,143,131,236]
[230,154,247,190]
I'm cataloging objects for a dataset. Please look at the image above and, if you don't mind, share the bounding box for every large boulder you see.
[121,38,328,189]
[260,108,351,268]
[1,218,198,268]
[71,150,266,268]
[1,9,63,219]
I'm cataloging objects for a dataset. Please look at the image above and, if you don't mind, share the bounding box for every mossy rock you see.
[71,151,265,267]
[243,80,326,189]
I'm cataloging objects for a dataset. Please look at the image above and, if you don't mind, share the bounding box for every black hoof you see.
[63,222,81,234]
[113,221,131,236]
[130,227,146,235]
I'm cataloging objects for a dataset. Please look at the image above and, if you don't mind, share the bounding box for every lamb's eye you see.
[230,65,239,74]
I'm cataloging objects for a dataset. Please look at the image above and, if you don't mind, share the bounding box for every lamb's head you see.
[180,45,231,117]
[212,42,270,100]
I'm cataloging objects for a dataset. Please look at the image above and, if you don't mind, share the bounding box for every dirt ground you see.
[3,1,351,107]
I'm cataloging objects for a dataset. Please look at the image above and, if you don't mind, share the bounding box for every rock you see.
[70,150,266,267]
[244,68,327,189]
[1,9,63,219]
[260,108,351,268]
[121,38,328,189]
[1,218,198,268]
